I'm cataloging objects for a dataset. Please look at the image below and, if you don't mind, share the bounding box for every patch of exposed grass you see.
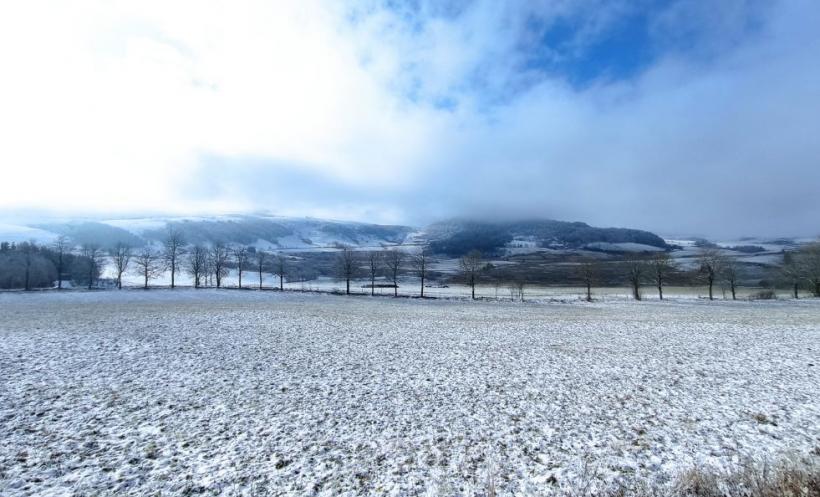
[607,458,820,497]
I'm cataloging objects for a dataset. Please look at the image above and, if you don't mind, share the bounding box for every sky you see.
[0,0,818,237]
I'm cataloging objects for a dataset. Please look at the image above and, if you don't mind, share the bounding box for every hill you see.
[425,219,669,256]
[0,215,671,257]
[0,215,414,251]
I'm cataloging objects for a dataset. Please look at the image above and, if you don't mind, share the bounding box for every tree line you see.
[1,228,819,301]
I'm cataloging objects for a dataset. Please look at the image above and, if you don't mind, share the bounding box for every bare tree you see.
[19,241,36,291]
[211,243,230,288]
[366,251,382,296]
[492,278,503,299]
[272,253,287,291]
[81,243,105,290]
[335,246,358,295]
[109,243,132,289]
[233,246,249,289]
[576,259,599,302]
[723,257,740,300]
[383,248,404,297]
[52,235,70,289]
[697,248,725,300]
[186,245,208,288]
[254,250,269,289]
[507,281,518,301]
[459,250,482,300]
[205,250,215,287]
[797,242,820,297]
[410,246,431,298]
[508,277,526,302]
[649,252,676,300]
[163,227,185,289]
[133,248,163,289]
[625,255,647,301]
[781,250,803,299]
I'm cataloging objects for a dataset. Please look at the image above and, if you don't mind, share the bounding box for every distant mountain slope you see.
[2,215,668,255]
[425,219,669,256]
[134,215,414,249]
[3,215,415,250]
[35,221,145,247]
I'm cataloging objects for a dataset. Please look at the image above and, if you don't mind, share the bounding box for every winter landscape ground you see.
[1,291,818,496]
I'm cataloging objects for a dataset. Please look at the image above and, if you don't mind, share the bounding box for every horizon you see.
[1,209,817,242]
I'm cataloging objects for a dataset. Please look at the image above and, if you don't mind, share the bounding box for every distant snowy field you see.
[1,291,818,496]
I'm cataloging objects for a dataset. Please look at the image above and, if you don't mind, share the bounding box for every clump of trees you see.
[781,242,820,298]
[0,242,58,290]
[0,239,112,290]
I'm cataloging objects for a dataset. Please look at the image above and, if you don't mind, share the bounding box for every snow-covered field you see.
[1,291,818,496]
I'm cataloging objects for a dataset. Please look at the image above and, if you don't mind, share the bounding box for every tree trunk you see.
[730,282,736,300]
[279,275,283,291]
[793,283,799,299]
[632,282,641,301]
[371,274,375,296]
[420,274,424,298]
[471,277,475,300]
[144,271,148,289]
[259,271,263,289]
[586,282,591,302]
[394,277,398,297]
[238,270,242,289]
[657,275,663,300]
[170,261,175,289]
[346,277,350,295]
[708,278,714,300]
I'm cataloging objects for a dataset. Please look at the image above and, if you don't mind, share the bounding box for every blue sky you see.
[0,0,818,237]
[536,7,657,85]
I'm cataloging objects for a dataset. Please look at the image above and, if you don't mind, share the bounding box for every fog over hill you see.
[0,214,678,255]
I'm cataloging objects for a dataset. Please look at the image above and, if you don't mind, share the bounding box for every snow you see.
[584,242,665,253]
[0,291,818,496]
[0,215,414,254]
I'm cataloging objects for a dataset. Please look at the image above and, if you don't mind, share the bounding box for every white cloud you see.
[0,0,818,236]
[0,0,442,215]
